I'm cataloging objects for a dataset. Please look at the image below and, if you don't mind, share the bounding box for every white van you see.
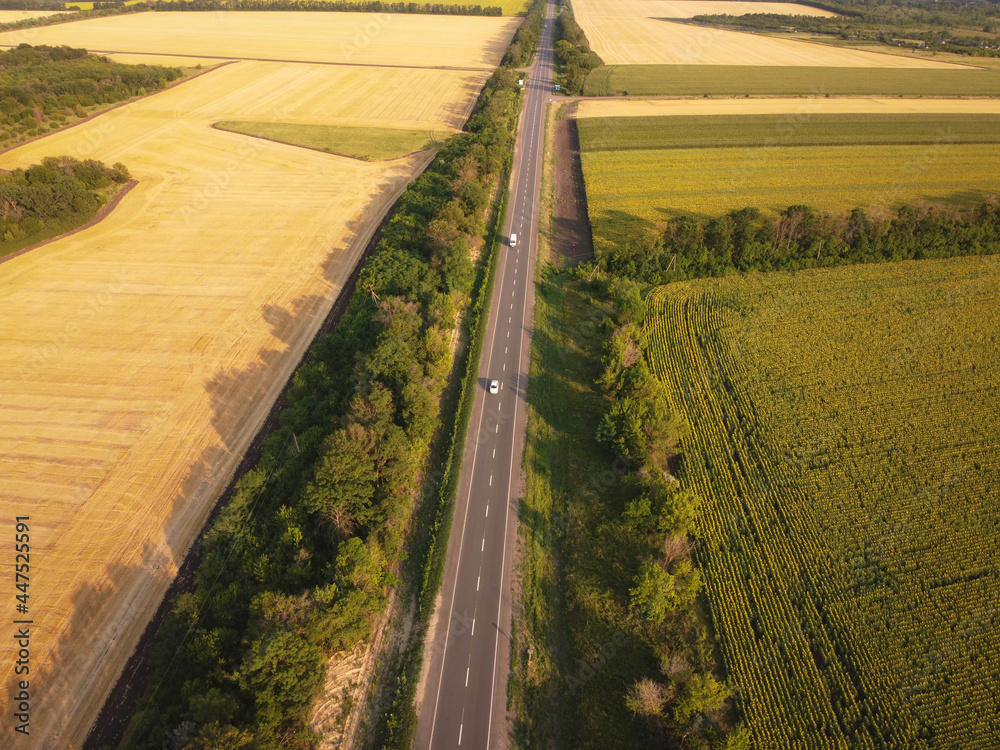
[510,233,517,248]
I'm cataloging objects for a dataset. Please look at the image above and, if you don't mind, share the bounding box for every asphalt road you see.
[416,4,556,748]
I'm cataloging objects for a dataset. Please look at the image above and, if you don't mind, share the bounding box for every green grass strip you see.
[579,113,1000,152]
[214,121,446,161]
[583,64,1000,97]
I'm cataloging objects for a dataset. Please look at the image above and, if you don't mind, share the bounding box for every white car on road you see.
[509,233,517,248]
[489,379,500,394]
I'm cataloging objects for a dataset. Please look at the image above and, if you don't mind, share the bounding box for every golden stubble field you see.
[0,13,514,747]
[0,10,66,22]
[571,0,962,67]
[0,10,516,67]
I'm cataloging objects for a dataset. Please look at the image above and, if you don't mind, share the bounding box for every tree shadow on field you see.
[5,539,182,750]
[71,166,413,749]
[204,165,411,450]
[443,75,492,132]
[591,209,655,259]
[653,205,714,223]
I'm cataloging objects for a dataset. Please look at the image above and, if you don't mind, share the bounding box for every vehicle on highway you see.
[509,233,517,247]
[489,379,500,394]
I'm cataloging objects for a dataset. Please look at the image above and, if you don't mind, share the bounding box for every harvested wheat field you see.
[0,9,66,21]
[0,47,497,750]
[572,0,961,66]
[576,97,1000,118]
[642,1,837,18]
[0,11,518,68]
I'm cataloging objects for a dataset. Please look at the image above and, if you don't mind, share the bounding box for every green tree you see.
[239,630,326,733]
[302,425,377,538]
[672,673,731,727]
[182,723,253,750]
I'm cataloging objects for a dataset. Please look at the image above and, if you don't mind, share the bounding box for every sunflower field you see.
[645,255,1000,749]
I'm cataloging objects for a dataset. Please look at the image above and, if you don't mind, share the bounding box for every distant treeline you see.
[553,0,601,95]
[3,0,509,22]
[122,65,527,750]
[599,200,1000,283]
[0,44,180,149]
[0,156,130,255]
[81,0,506,15]
[0,3,146,32]
[143,0,504,14]
[691,0,1000,57]
[0,0,65,8]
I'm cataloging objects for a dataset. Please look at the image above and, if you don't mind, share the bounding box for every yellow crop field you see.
[0,11,518,67]
[642,1,838,18]
[582,142,1000,221]
[0,50,495,749]
[571,0,961,66]
[576,97,1000,118]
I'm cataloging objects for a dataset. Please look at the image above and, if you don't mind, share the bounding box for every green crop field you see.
[645,256,1000,749]
[214,121,444,160]
[578,113,1000,152]
[578,113,1000,253]
[583,64,1000,97]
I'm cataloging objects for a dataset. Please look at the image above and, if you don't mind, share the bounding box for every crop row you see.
[643,257,1000,748]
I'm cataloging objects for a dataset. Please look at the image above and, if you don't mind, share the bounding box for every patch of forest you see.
[691,0,1000,57]
[0,44,181,149]
[0,156,131,259]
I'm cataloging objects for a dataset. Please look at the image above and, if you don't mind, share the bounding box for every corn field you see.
[645,255,1000,749]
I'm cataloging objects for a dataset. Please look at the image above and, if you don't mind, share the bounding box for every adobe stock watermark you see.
[341,14,392,63]
[177,103,297,224]
[17,268,131,382]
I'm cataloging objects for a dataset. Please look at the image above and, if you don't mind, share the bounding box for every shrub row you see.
[553,0,600,95]
[503,0,545,66]
[599,200,1000,284]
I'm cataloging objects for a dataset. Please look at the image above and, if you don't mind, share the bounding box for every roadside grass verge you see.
[510,268,660,749]
[213,122,445,161]
[578,112,1000,151]
[583,64,1000,97]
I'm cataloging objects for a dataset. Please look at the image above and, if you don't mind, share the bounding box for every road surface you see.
[416,3,555,748]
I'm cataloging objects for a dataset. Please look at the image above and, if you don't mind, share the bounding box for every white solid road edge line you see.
[427,26,536,738]
[485,14,551,746]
